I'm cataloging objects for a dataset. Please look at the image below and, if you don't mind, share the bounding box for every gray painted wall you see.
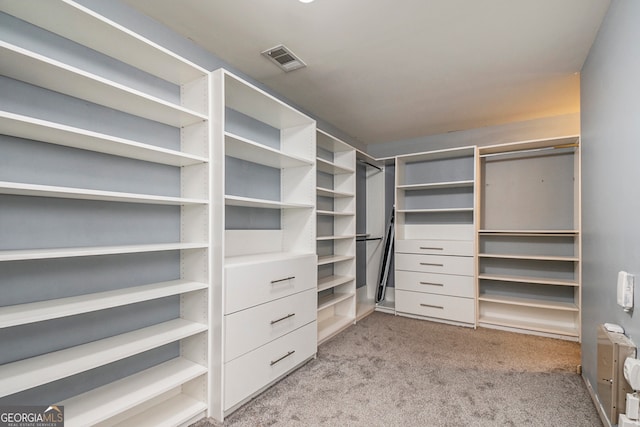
[580,0,640,416]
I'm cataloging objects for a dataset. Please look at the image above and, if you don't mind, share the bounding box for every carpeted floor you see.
[196,312,602,426]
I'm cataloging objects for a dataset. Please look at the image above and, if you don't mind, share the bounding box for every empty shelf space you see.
[0,181,207,205]
[317,254,354,266]
[225,132,313,168]
[478,274,578,287]
[318,292,354,311]
[0,280,207,328]
[316,187,354,198]
[478,315,579,338]
[316,235,355,241]
[478,294,578,311]
[478,230,579,236]
[0,42,206,127]
[0,243,208,262]
[0,318,207,397]
[225,195,313,209]
[0,0,208,85]
[112,393,207,427]
[0,112,208,166]
[316,158,354,175]
[397,180,474,191]
[316,210,355,216]
[59,358,206,427]
[478,253,579,262]
[318,315,353,343]
[317,275,355,292]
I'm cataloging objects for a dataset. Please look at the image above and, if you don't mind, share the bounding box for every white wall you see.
[580,0,640,422]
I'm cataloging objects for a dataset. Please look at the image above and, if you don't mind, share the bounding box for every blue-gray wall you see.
[580,0,640,411]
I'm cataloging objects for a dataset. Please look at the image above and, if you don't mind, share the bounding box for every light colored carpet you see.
[196,312,602,426]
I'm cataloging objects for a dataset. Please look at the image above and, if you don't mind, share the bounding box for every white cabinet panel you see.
[395,290,474,323]
[395,253,474,276]
[396,239,474,257]
[395,271,474,298]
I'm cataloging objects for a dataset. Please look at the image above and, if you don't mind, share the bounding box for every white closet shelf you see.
[0,243,208,262]
[316,210,355,217]
[397,207,474,213]
[0,181,208,205]
[478,315,579,337]
[59,357,206,427]
[112,393,207,427]
[318,315,352,343]
[317,292,354,311]
[397,180,475,191]
[223,71,313,130]
[478,253,579,262]
[316,158,354,175]
[225,195,314,210]
[0,0,208,85]
[317,255,354,266]
[478,294,579,311]
[0,280,207,329]
[478,274,578,287]
[316,187,354,198]
[317,275,355,292]
[397,146,476,162]
[316,235,356,241]
[225,132,314,168]
[0,112,207,166]
[225,251,315,267]
[0,42,207,127]
[478,230,579,236]
[0,318,207,397]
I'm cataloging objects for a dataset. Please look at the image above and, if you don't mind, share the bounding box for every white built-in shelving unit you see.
[0,1,211,425]
[477,136,581,341]
[394,147,477,326]
[211,69,317,419]
[315,130,357,344]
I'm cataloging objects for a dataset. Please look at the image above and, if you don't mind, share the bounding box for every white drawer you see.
[396,239,474,256]
[396,290,475,323]
[224,321,317,411]
[395,270,475,298]
[225,254,316,314]
[395,253,474,276]
[225,289,317,362]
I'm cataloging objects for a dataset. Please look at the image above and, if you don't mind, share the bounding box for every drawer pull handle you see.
[270,276,295,284]
[420,303,444,310]
[420,262,444,267]
[271,313,296,325]
[420,247,443,251]
[419,281,444,287]
[270,350,296,366]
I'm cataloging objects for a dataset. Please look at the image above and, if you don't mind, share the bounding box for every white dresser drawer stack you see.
[223,253,318,412]
[395,239,475,325]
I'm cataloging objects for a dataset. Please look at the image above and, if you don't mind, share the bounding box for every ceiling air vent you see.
[262,44,306,72]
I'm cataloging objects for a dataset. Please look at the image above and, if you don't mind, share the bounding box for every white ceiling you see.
[123,0,610,146]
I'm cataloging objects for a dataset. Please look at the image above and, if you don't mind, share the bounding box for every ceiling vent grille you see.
[262,44,306,72]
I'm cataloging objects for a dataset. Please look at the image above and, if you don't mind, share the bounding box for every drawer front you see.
[395,270,475,298]
[395,253,474,276]
[396,239,474,256]
[225,254,316,314]
[225,289,317,362]
[224,321,317,410]
[396,290,475,323]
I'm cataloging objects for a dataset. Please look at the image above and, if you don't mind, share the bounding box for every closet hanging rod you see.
[356,237,383,242]
[480,143,578,158]
[357,159,383,171]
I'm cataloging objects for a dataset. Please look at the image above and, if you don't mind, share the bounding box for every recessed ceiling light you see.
[299,0,315,3]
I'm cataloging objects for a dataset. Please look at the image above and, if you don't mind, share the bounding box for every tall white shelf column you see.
[0,1,212,426]
[211,69,317,420]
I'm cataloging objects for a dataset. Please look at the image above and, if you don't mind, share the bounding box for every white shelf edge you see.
[225,195,314,209]
[478,294,579,311]
[397,207,474,213]
[318,315,353,343]
[0,243,208,262]
[225,131,314,168]
[316,210,355,216]
[0,319,207,397]
[317,255,355,266]
[59,357,206,426]
[317,275,355,292]
[318,292,354,311]
[316,187,354,198]
[0,41,207,127]
[316,158,354,174]
[478,274,579,287]
[478,253,579,262]
[478,316,579,337]
[478,229,579,236]
[112,393,207,427]
[0,181,208,205]
[0,280,207,328]
[397,180,475,191]
[0,112,208,166]
[316,235,356,241]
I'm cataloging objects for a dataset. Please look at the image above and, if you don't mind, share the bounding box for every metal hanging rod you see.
[357,159,383,171]
[480,143,578,158]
